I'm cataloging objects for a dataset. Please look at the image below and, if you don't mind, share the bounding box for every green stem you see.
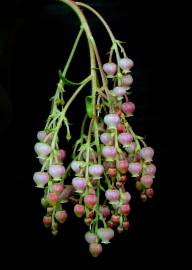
[85,119,93,184]
[80,114,88,140]
[93,121,101,233]
[62,26,84,78]
[122,114,142,151]
[59,0,97,117]
[76,2,124,86]
[92,43,110,99]
[63,163,72,181]
[45,24,83,131]
[76,2,121,61]
[47,0,97,132]
[51,75,92,149]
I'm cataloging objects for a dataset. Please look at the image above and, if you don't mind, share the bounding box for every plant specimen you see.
[33,0,156,257]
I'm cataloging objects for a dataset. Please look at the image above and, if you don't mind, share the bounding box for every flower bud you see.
[33,172,49,188]
[97,228,114,244]
[104,114,120,129]
[103,62,117,77]
[89,243,103,257]
[89,164,104,179]
[140,147,154,162]
[72,177,87,193]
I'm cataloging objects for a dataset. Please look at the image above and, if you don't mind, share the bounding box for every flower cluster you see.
[33,0,156,258]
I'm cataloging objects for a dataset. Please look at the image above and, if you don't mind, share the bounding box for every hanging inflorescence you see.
[33,0,156,257]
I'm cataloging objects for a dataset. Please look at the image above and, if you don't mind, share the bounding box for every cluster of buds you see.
[33,130,75,235]
[33,0,156,258]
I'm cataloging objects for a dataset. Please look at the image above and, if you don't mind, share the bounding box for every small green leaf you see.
[85,95,93,118]
[59,70,82,86]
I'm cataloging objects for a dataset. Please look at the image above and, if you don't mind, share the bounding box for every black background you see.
[0,0,176,268]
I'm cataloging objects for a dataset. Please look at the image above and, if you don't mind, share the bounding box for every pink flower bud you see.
[146,188,154,198]
[117,160,129,173]
[100,133,114,145]
[37,131,53,144]
[85,218,92,225]
[103,62,117,76]
[140,147,154,162]
[33,172,49,187]
[47,192,59,205]
[88,164,104,179]
[121,74,133,89]
[89,243,103,257]
[104,114,120,129]
[145,164,156,175]
[121,102,135,116]
[71,161,85,176]
[34,142,51,157]
[112,215,119,225]
[99,205,111,218]
[74,204,85,217]
[72,177,87,193]
[48,165,65,180]
[107,168,117,177]
[102,146,116,161]
[84,194,97,208]
[56,149,66,161]
[37,130,47,141]
[112,86,126,97]
[55,210,67,223]
[43,216,52,226]
[118,133,133,146]
[118,57,134,71]
[97,228,114,243]
[123,221,130,230]
[128,162,142,176]
[120,204,131,216]
[117,123,125,133]
[85,232,97,244]
[125,142,136,153]
[51,183,64,194]
[140,175,153,187]
[105,189,120,202]
[121,191,131,204]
